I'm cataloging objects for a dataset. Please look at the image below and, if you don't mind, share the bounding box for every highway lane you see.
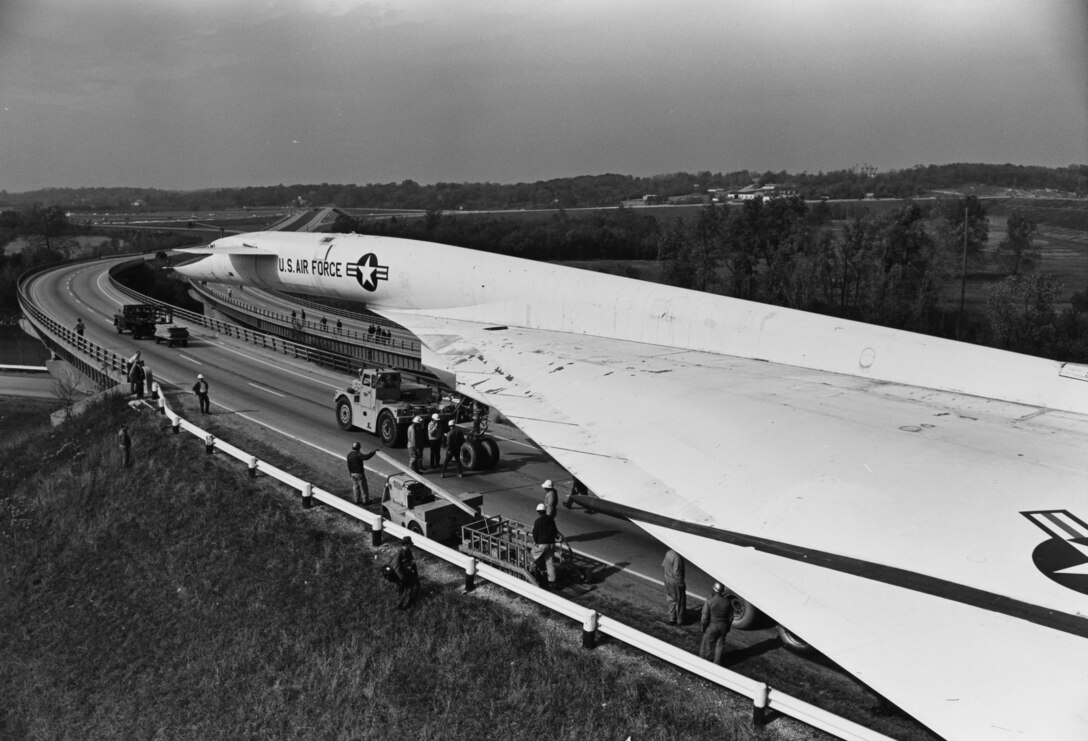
[26,257,718,603]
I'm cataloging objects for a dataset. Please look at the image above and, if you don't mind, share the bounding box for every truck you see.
[334,368,457,447]
[112,304,159,339]
[153,323,189,347]
[380,473,483,543]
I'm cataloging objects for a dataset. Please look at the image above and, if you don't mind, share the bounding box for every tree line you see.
[4,163,1086,214]
[334,198,1088,363]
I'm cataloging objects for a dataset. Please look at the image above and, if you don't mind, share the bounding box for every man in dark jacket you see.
[700,582,734,665]
[192,373,210,414]
[392,536,420,610]
[531,503,558,588]
[441,424,465,478]
[118,424,132,468]
[346,441,377,505]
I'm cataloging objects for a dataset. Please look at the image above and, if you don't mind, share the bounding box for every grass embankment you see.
[0,398,755,740]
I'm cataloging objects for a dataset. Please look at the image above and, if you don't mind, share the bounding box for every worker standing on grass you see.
[427,413,443,469]
[392,536,420,610]
[192,373,210,414]
[347,441,377,505]
[662,549,687,625]
[541,480,558,517]
[407,415,425,472]
[531,503,558,589]
[700,583,734,665]
[441,424,465,478]
[118,424,132,468]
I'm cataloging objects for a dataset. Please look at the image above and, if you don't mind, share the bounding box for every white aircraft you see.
[176,231,1088,740]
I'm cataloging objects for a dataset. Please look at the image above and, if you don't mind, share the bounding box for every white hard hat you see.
[536,503,546,512]
[432,413,440,420]
[197,373,204,379]
[541,480,553,489]
[412,415,422,423]
[713,582,724,594]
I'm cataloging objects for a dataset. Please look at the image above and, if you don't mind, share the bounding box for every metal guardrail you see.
[151,388,897,741]
[103,260,440,384]
[188,280,422,370]
[22,256,898,741]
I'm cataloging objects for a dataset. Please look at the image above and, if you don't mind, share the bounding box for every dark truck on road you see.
[113,304,158,339]
[113,304,189,346]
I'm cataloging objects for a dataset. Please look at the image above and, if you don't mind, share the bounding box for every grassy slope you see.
[0,398,775,741]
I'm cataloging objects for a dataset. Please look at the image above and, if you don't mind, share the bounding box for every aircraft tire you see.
[777,624,815,654]
[479,438,500,470]
[336,398,354,431]
[459,440,485,470]
[408,521,423,536]
[726,592,768,630]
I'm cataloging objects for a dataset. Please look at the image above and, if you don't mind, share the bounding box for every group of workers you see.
[406,413,465,477]
[663,548,735,665]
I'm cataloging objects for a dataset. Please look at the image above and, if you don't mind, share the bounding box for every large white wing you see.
[363,246,1088,741]
[179,231,1088,738]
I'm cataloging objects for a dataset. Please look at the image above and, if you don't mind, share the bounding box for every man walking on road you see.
[541,480,558,517]
[700,582,734,665]
[531,503,558,589]
[192,373,210,414]
[441,424,465,478]
[347,441,377,505]
[662,549,687,625]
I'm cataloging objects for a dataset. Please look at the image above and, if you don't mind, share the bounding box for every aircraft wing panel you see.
[376,309,1088,740]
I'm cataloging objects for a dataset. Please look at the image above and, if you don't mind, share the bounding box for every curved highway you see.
[26,256,717,598]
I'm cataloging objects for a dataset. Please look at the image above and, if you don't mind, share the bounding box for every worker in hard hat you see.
[700,582,735,665]
[541,479,558,517]
[531,503,558,589]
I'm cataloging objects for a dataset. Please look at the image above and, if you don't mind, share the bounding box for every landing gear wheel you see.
[725,592,767,630]
[408,521,423,536]
[479,438,500,470]
[459,440,485,471]
[777,625,814,654]
[336,399,354,431]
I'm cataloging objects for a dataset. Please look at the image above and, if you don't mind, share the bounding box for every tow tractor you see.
[334,368,456,447]
[380,472,483,543]
[334,369,504,471]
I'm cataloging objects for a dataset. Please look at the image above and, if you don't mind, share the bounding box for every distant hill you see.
[2,163,1085,213]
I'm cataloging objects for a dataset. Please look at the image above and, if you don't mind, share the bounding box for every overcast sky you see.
[1,0,1085,192]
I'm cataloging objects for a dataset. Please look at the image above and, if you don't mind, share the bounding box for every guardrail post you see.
[171,417,180,434]
[752,683,769,727]
[204,435,215,454]
[464,558,477,592]
[370,516,383,546]
[248,457,258,478]
[302,483,313,509]
[582,612,598,649]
